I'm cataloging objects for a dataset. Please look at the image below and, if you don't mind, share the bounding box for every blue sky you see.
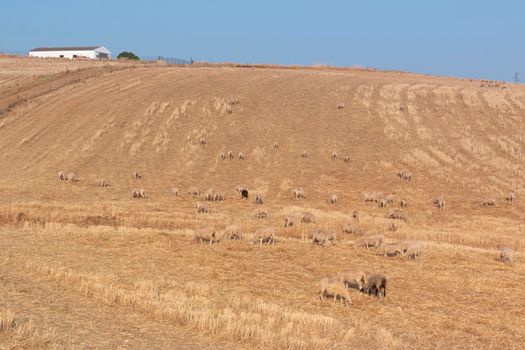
[1,0,523,81]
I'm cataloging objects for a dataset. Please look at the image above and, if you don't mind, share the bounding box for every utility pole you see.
[514,72,520,83]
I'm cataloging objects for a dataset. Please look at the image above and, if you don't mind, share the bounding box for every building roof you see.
[30,46,102,52]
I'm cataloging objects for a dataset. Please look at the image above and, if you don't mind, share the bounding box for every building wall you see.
[29,50,99,59]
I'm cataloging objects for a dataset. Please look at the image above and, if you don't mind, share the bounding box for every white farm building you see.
[28,46,111,59]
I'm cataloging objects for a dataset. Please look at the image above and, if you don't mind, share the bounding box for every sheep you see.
[336,103,345,110]
[199,137,207,145]
[363,191,381,202]
[382,243,402,257]
[251,209,269,219]
[301,211,315,223]
[432,196,445,210]
[195,202,209,213]
[344,156,351,163]
[337,270,366,291]
[228,150,234,159]
[94,178,108,188]
[319,278,352,307]
[171,188,179,197]
[388,210,407,221]
[284,215,295,228]
[251,227,276,246]
[224,105,233,114]
[213,193,225,202]
[353,234,385,249]
[188,186,199,197]
[238,152,245,160]
[241,189,249,199]
[378,199,388,208]
[224,224,242,240]
[204,188,216,201]
[331,151,337,160]
[301,150,309,158]
[330,194,338,204]
[236,185,247,193]
[194,226,218,245]
[400,199,408,208]
[255,194,264,204]
[405,242,422,260]
[219,151,226,160]
[505,192,516,203]
[500,247,514,263]
[311,229,337,246]
[293,188,305,200]
[57,171,66,181]
[397,170,412,181]
[388,222,398,232]
[384,194,396,204]
[132,188,146,199]
[272,142,279,150]
[67,172,76,182]
[342,223,362,235]
[482,198,496,207]
[133,171,142,180]
[363,274,387,298]
[227,97,239,105]
[351,210,359,223]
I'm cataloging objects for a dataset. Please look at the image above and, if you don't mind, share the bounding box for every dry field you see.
[0,55,524,349]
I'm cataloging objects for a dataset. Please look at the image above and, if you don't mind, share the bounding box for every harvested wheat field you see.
[0,55,524,349]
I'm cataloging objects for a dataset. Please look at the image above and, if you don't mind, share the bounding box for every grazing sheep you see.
[224,224,242,240]
[241,189,249,199]
[228,150,234,159]
[378,199,388,208]
[194,226,218,245]
[293,188,306,200]
[188,186,199,197]
[57,171,66,181]
[311,229,337,246]
[255,194,264,204]
[432,196,445,210]
[67,172,76,182]
[400,199,408,208]
[227,97,239,105]
[301,211,315,223]
[344,156,351,163]
[94,178,108,188]
[405,242,422,260]
[353,234,385,249]
[351,210,359,223]
[284,215,295,228]
[199,137,207,145]
[219,152,226,160]
[319,278,352,307]
[252,227,276,246]
[238,152,245,160]
[272,142,279,150]
[213,193,225,202]
[134,171,142,180]
[506,192,516,203]
[337,270,366,291]
[224,105,233,114]
[397,170,412,181]
[195,202,209,213]
[301,150,309,158]
[384,194,395,204]
[388,222,398,232]
[388,210,407,221]
[330,194,338,204]
[500,247,514,263]
[171,188,179,197]
[132,188,146,199]
[364,274,387,298]
[482,198,496,207]
[331,151,337,160]
[382,243,402,257]
[336,103,345,110]
[342,223,362,235]
[251,209,269,219]
[204,188,216,201]
[363,191,382,202]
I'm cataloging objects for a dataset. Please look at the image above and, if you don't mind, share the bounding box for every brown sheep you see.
[301,211,315,223]
[194,226,218,245]
[284,215,295,228]
[364,274,387,298]
[330,194,338,204]
[311,229,337,246]
[224,225,242,240]
[505,192,516,203]
[319,278,352,307]
[251,209,269,219]
[57,171,66,181]
[252,227,276,246]
[293,188,306,200]
[388,210,407,221]
[500,247,514,263]
[482,198,496,207]
[337,270,366,291]
[255,194,264,204]
[352,210,359,222]
[301,150,309,158]
[354,234,385,249]
[195,202,209,213]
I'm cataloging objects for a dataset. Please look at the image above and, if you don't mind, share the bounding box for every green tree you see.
[117,51,140,61]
